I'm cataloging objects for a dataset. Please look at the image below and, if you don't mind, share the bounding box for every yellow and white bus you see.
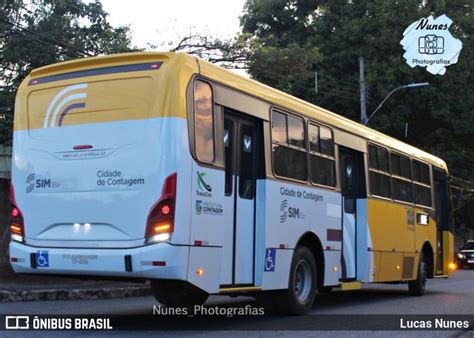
[9,52,454,314]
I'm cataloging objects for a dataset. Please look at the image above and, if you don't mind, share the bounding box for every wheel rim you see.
[294,259,312,302]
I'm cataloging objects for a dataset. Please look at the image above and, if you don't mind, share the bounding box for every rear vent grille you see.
[403,256,415,279]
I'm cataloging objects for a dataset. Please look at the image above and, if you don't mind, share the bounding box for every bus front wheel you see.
[151,279,209,307]
[275,246,317,314]
[408,252,427,296]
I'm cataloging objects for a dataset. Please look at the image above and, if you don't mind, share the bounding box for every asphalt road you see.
[1,269,473,337]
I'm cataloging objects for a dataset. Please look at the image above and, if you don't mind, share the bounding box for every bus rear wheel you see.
[151,279,209,307]
[275,246,317,314]
[408,252,427,296]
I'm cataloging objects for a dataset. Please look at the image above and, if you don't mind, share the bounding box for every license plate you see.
[468,260,474,264]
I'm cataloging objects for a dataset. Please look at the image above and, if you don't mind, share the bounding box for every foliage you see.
[240,0,473,182]
[0,0,134,144]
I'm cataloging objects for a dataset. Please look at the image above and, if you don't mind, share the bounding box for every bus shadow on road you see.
[208,286,446,314]
[310,287,442,310]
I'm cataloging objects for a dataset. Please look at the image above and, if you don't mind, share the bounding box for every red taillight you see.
[11,207,19,218]
[161,204,171,215]
[9,184,24,241]
[145,173,177,241]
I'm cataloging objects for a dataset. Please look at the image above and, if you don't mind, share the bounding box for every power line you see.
[290,82,358,102]
[0,16,92,57]
[261,70,357,100]
[317,90,359,102]
[318,82,358,95]
[263,72,358,97]
[0,22,55,49]
[320,63,359,80]
[289,78,357,97]
[256,70,358,102]
[303,78,360,98]
[252,65,359,93]
[317,72,359,89]
[295,75,358,95]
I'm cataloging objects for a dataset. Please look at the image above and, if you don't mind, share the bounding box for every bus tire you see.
[151,279,209,307]
[275,246,317,314]
[408,252,427,296]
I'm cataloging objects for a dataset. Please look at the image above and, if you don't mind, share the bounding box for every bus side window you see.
[413,160,432,207]
[194,80,214,163]
[391,153,412,203]
[368,144,391,198]
[239,124,255,199]
[308,123,336,187]
[271,110,308,181]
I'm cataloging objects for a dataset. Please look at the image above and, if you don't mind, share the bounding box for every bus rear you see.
[9,53,194,282]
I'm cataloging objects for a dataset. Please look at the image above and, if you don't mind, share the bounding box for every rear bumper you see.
[9,241,189,280]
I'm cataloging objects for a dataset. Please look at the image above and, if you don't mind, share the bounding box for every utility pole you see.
[359,57,367,125]
[314,72,318,93]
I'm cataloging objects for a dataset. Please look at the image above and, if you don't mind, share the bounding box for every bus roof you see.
[23,52,447,171]
[195,55,447,171]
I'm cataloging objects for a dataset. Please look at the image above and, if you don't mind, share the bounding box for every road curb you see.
[0,285,152,303]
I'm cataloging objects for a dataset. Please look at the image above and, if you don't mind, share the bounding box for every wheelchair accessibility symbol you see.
[36,250,49,268]
[264,248,276,272]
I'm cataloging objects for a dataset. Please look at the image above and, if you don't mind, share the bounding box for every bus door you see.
[339,147,366,280]
[434,167,454,275]
[221,109,262,286]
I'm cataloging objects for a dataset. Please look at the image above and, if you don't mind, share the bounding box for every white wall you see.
[0,146,11,179]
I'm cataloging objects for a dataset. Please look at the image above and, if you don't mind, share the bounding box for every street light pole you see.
[364,82,429,126]
[359,57,367,125]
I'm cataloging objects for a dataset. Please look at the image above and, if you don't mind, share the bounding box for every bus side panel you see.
[187,246,222,293]
[189,163,225,246]
[261,249,293,290]
[324,250,341,286]
[356,198,375,282]
[254,179,266,287]
[414,207,437,275]
[368,198,417,282]
[262,180,342,290]
[443,231,454,276]
[187,162,225,292]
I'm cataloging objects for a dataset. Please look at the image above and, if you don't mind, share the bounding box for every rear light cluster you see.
[145,173,177,244]
[9,184,25,242]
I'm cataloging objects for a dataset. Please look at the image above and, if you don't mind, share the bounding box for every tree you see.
[240,0,473,182]
[0,0,134,145]
[238,0,474,231]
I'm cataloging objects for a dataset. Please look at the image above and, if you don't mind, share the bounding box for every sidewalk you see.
[0,274,152,302]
